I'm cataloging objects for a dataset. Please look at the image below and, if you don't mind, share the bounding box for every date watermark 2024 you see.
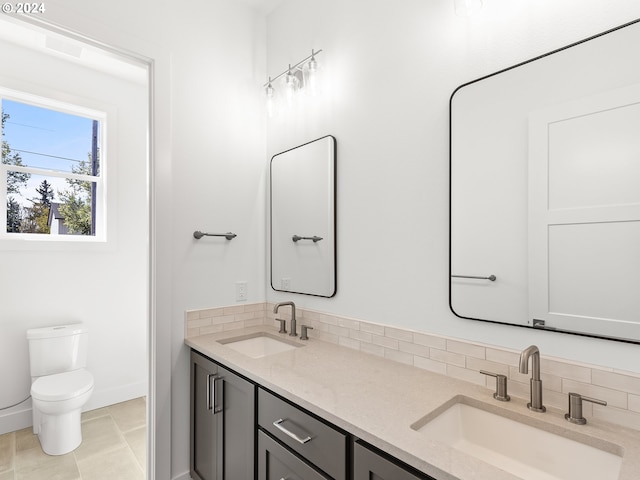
[2,3,46,14]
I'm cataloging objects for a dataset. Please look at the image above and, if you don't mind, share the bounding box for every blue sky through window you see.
[2,99,100,210]
[3,99,97,173]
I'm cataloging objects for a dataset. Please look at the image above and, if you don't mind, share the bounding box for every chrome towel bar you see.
[193,231,237,240]
[451,274,496,281]
[292,235,323,243]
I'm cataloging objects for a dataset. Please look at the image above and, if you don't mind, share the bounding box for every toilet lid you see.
[31,369,94,402]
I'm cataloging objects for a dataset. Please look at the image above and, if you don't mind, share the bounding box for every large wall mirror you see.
[450,19,640,343]
[271,135,336,297]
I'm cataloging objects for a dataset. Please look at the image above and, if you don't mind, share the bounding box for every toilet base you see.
[37,409,82,456]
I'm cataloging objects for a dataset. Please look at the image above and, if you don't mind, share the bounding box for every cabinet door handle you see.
[207,375,224,414]
[273,418,312,444]
[206,374,214,411]
[213,376,224,414]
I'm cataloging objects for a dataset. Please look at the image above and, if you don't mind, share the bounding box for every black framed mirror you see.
[270,135,336,297]
[450,19,640,343]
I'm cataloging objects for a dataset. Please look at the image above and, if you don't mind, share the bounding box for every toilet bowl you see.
[31,369,94,455]
[27,324,94,456]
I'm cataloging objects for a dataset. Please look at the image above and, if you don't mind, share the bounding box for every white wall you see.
[0,33,148,432]
[265,0,640,372]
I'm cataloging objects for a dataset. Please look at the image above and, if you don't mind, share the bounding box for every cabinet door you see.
[258,430,328,480]
[190,351,256,480]
[353,440,433,480]
[218,364,255,479]
[191,351,223,480]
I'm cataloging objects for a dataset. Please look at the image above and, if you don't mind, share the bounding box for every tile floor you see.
[0,397,146,480]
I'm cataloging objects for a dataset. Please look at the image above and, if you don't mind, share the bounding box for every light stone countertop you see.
[185,325,640,480]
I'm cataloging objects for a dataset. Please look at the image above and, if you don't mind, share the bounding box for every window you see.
[1,90,105,240]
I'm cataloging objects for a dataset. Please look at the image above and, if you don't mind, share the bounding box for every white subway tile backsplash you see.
[446,339,485,359]
[384,327,413,343]
[592,369,640,396]
[384,348,414,366]
[447,365,485,386]
[371,334,399,350]
[414,356,447,375]
[430,348,465,368]
[360,322,385,336]
[398,340,431,359]
[185,302,640,432]
[465,357,509,377]
[541,359,591,383]
[593,403,640,431]
[485,347,520,365]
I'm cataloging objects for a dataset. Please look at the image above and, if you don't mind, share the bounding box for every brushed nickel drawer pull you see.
[273,418,312,444]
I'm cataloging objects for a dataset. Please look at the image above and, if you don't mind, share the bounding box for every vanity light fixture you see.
[454,0,483,17]
[264,49,323,116]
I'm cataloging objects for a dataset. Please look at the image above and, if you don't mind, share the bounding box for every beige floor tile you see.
[0,432,14,473]
[8,397,146,479]
[73,416,125,462]
[80,407,110,423]
[107,397,146,433]
[14,430,38,453]
[123,427,146,471]
[0,470,14,480]
[15,446,79,480]
[76,445,143,480]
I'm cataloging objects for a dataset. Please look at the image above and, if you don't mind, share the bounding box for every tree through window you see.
[1,95,103,238]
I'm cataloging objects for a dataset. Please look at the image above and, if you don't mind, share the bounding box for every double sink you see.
[217,331,625,480]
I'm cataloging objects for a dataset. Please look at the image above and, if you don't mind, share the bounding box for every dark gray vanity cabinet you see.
[190,350,256,480]
[353,440,434,480]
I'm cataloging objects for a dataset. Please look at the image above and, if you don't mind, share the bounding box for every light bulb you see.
[305,51,319,97]
[454,0,483,17]
[265,78,276,118]
[285,65,299,106]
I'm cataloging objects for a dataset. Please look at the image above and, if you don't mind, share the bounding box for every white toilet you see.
[27,324,94,456]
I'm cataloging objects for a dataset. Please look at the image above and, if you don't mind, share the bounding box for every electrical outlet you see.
[236,281,247,302]
[281,278,291,290]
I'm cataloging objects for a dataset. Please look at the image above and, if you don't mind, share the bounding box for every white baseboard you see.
[0,401,32,435]
[84,380,148,412]
[0,380,148,435]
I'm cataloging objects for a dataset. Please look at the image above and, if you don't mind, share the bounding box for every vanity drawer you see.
[258,430,329,480]
[258,388,347,480]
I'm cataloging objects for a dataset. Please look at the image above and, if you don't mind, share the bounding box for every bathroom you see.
[1,0,639,479]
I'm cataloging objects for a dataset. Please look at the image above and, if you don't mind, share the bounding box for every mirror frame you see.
[270,135,337,298]
[448,18,640,345]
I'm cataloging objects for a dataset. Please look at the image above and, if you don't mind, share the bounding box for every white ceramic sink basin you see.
[218,332,301,359]
[411,396,622,480]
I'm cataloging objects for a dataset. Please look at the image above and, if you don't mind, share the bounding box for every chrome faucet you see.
[273,301,297,337]
[518,345,546,412]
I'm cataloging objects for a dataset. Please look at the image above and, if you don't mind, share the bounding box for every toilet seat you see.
[31,369,94,402]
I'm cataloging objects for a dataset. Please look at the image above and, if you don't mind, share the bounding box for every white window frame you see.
[0,87,107,243]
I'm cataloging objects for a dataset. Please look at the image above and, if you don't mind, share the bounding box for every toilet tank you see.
[27,324,89,377]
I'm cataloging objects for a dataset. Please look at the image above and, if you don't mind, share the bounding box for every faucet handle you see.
[565,392,607,425]
[275,318,287,334]
[300,325,314,341]
[480,370,510,402]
